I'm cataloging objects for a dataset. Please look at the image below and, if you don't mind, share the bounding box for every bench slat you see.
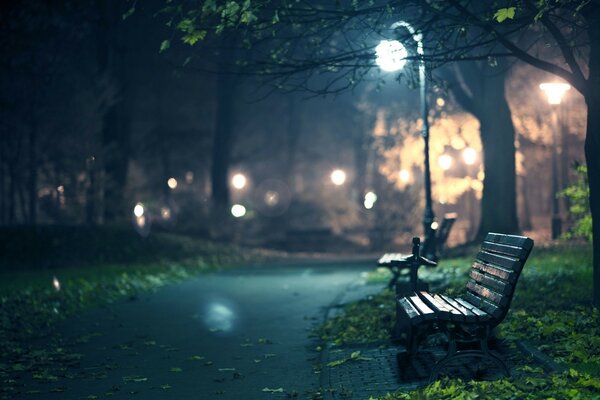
[472,261,515,283]
[476,250,521,271]
[454,297,491,322]
[438,295,477,322]
[484,233,534,250]
[397,297,421,324]
[481,241,529,259]
[408,294,436,321]
[470,270,512,295]
[419,292,462,321]
[466,281,507,306]
[462,292,503,319]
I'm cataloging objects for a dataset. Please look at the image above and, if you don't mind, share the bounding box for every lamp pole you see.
[540,82,570,240]
[376,21,436,260]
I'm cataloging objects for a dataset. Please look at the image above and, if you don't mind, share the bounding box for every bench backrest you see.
[462,232,534,326]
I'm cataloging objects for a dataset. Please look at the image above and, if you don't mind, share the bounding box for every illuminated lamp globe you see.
[375,40,408,72]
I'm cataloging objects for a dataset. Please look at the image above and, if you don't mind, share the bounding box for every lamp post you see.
[540,82,570,240]
[375,21,437,260]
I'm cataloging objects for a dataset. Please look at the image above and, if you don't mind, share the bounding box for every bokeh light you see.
[399,169,411,183]
[462,147,477,165]
[364,191,377,209]
[231,204,246,218]
[431,221,439,230]
[160,206,172,220]
[264,191,280,206]
[167,178,178,189]
[133,203,145,217]
[438,154,453,171]
[232,173,247,190]
[52,276,60,291]
[330,169,347,186]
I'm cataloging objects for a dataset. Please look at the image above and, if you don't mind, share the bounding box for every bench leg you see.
[429,327,510,382]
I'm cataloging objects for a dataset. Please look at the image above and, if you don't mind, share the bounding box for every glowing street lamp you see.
[364,191,377,209]
[540,82,570,239]
[330,169,347,186]
[376,21,437,260]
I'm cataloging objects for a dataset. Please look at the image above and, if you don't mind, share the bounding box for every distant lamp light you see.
[52,276,60,291]
[540,82,570,105]
[231,204,246,218]
[167,178,178,189]
[136,215,147,228]
[431,221,439,230]
[436,97,445,107]
[231,173,247,190]
[160,206,171,220]
[185,171,194,184]
[365,191,377,204]
[57,185,65,193]
[399,169,410,183]
[462,147,477,165]
[375,40,408,72]
[264,191,280,206]
[133,203,145,217]
[364,191,377,210]
[438,154,453,171]
[330,169,347,186]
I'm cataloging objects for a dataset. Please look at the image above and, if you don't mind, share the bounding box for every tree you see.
[442,60,520,238]
[163,0,599,307]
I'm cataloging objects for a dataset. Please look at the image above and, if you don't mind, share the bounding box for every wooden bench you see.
[378,214,456,290]
[394,232,534,380]
[378,237,436,291]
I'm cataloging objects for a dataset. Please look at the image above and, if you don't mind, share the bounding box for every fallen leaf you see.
[262,387,284,393]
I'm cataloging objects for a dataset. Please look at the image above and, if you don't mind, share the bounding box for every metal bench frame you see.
[395,232,534,381]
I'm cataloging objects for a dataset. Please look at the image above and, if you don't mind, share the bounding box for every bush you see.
[560,165,592,241]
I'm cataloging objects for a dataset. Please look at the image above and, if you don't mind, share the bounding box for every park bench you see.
[394,232,534,381]
[377,213,457,290]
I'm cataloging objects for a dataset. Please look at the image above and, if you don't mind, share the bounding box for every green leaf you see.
[494,7,516,22]
[159,40,170,53]
[122,6,135,20]
[169,367,182,373]
[262,387,284,393]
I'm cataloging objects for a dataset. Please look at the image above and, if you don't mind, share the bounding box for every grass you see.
[317,241,600,399]
[0,227,270,399]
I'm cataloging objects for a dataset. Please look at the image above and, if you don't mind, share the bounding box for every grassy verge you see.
[0,230,269,398]
[318,242,600,399]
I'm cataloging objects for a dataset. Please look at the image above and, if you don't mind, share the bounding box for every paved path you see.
[23,258,380,399]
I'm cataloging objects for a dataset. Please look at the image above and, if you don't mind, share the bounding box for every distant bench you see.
[394,232,534,381]
[377,213,457,290]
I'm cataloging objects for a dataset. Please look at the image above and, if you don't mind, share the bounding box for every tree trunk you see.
[478,103,519,237]
[585,8,600,308]
[210,44,238,221]
[97,0,131,223]
[447,62,520,239]
[28,109,37,225]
